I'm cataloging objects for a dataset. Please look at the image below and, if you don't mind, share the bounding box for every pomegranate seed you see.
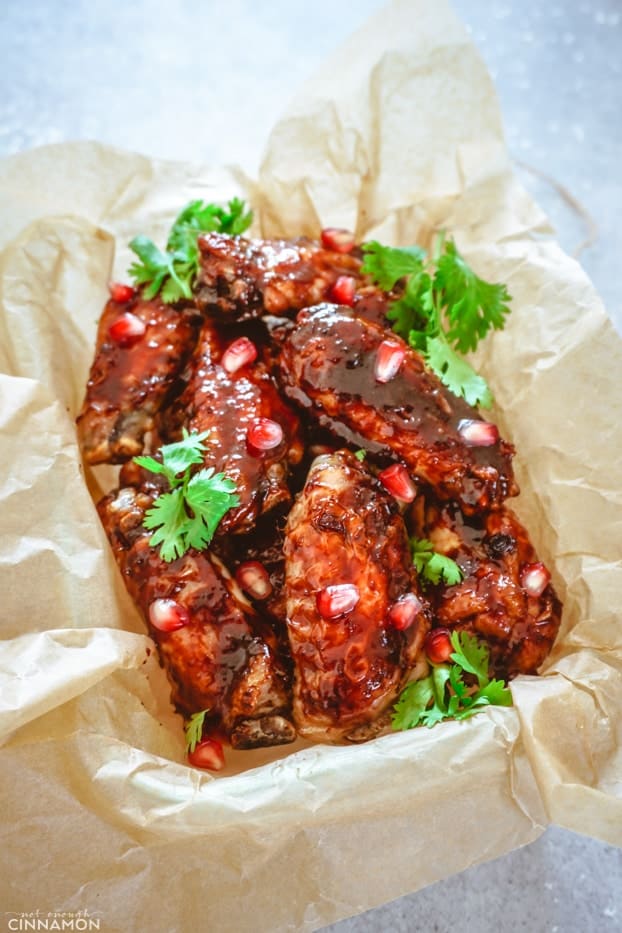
[457,419,499,447]
[235,561,273,600]
[387,593,423,631]
[425,628,454,664]
[108,282,135,303]
[187,738,225,771]
[378,464,417,503]
[221,337,258,374]
[247,418,283,453]
[316,584,360,619]
[320,227,356,253]
[108,312,146,347]
[375,339,406,383]
[329,275,356,306]
[148,598,190,632]
[521,562,551,598]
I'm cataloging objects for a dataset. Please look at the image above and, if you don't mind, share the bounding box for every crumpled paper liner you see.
[1,0,620,928]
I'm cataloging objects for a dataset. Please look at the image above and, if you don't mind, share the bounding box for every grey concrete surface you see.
[1,1,620,931]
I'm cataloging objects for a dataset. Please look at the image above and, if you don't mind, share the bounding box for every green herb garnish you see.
[361,236,511,407]
[410,537,463,587]
[134,429,239,562]
[128,197,253,303]
[392,631,512,730]
[185,709,210,753]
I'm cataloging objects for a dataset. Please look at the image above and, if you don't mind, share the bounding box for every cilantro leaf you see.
[160,269,193,304]
[132,455,168,477]
[156,428,210,477]
[185,709,210,753]
[362,236,511,408]
[391,677,434,730]
[218,196,254,235]
[430,663,451,711]
[129,198,253,303]
[449,663,467,699]
[135,428,210,487]
[167,201,224,252]
[410,538,463,587]
[425,552,464,587]
[165,197,252,251]
[476,678,513,707]
[420,702,449,728]
[183,469,240,551]
[453,680,513,720]
[386,270,434,340]
[143,488,189,562]
[410,538,435,575]
[392,631,512,731]
[424,335,494,409]
[128,236,185,300]
[354,449,367,462]
[435,241,511,354]
[449,630,490,687]
[361,241,426,291]
[134,431,239,562]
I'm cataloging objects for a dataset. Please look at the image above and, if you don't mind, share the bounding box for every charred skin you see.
[410,496,562,677]
[196,232,389,321]
[284,450,429,742]
[159,317,304,535]
[77,295,200,464]
[279,304,518,514]
[97,485,296,749]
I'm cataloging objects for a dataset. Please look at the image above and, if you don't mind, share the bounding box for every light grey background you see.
[2,1,620,931]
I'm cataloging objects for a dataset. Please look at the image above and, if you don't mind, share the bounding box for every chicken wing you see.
[98,484,296,749]
[77,294,200,463]
[283,450,429,742]
[159,317,304,534]
[410,496,562,677]
[196,232,388,320]
[279,303,517,514]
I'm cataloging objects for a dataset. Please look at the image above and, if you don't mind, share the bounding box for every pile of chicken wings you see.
[78,228,561,752]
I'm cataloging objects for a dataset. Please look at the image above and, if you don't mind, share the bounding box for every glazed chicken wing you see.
[284,450,429,742]
[410,496,562,677]
[279,303,517,514]
[98,485,296,749]
[159,317,304,534]
[77,294,200,463]
[196,231,389,321]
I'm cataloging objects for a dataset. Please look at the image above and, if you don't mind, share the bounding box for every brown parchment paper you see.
[1,0,621,929]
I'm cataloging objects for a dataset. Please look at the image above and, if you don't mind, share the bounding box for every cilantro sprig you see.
[129,197,253,304]
[134,429,239,562]
[185,709,210,753]
[392,631,512,730]
[361,236,511,407]
[410,537,463,587]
